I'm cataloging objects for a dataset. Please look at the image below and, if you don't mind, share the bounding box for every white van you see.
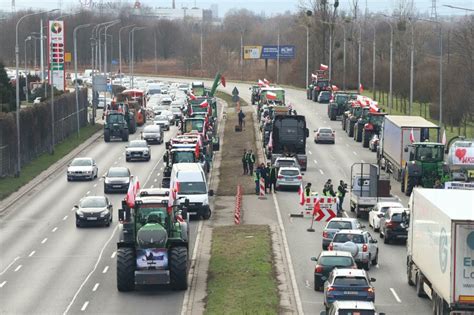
[170,163,213,219]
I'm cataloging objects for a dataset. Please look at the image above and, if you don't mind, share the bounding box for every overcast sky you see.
[1,0,472,16]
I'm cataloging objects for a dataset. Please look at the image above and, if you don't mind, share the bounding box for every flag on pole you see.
[168,181,179,214]
[311,73,318,80]
[199,100,209,108]
[258,79,264,87]
[442,129,446,145]
[125,176,140,208]
[320,64,328,71]
[369,101,379,113]
[298,183,305,206]
[263,78,270,85]
[312,197,321,216]
[410,128,415,143]
[266,91,277,100]
[331,85,339,91]
[194,143,200,159]
[220,75,226,87]
[268,131,273,149]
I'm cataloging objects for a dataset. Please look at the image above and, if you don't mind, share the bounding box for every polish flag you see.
[125,176,140,208]
[312,197,321,216]
[189,92,197,100]
[168,181,180,213]
[311,73,318,80]
[194,143,200,159]
[220,75,226,87]
[320,64,328,71]
[298,183,305,206]
[258,79,265,87]
[331,85,339,91]
[199,100,209,108]
[268,131,273,148]
[442,129,446,145]
[263,78,270,85]
[369,101,379,113]
[359,83,364,93]
[410,128,415,143]
[266,91,277,100]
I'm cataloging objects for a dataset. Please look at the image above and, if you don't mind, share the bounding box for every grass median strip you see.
[0,124,102,200]
[205,225,279,315]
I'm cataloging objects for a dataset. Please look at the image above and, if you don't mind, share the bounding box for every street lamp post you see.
[277,29,280,84]
[371,24,376,100]
[74,23,92,137]
[408,18,415,115]
[381,18,394,114]
[15,9,58,176]
[320,21,334,82]
[355,22,362,94]
[24,36,32,103]
[130,26,146,88]
[119,24,135,86]
[104,20,120,74]
[200,23,203,77]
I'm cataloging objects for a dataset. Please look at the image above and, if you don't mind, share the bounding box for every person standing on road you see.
[238,109,245,130]
[263,163,271,193]
[323,179,336,197]
[247,150,256,175]
[242,149,248,175]
[304,182,312,198]
[269,163,277,193]
[254,164,262,195]
[337,180,348,212]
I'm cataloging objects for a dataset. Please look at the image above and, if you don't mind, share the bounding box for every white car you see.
[368,201,404,231]
[67,157,98,181]
[160,95,173,106]
[160,109,175,124]
[274,157,300,169]
[275,167,302,191]
[154,115,170,131]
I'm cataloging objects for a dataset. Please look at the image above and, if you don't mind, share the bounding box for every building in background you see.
[210,4,218,19]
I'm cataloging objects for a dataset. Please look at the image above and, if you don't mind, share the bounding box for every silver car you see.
[328,229,379,270]
[67,157,98,181]
[153,115,170,131]
[142,125,164,144]
[314,127,335,144]
[322,218,364,250]
[125,140,151,162]
[74,195,113,227]
[275,167,302,191]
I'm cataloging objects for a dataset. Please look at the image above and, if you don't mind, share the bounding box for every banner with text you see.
[243,45,296,60]
[48,20,65,91]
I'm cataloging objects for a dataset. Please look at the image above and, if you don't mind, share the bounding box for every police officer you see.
[304,182,312,197]
[323,179,336,197]
[337,180,348,212]
[247,150,256,175]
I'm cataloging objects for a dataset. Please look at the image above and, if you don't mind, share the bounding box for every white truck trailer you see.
[406,188,474,314]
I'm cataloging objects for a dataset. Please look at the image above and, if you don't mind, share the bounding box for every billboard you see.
[48,20,65,91]
[244,45,296,60]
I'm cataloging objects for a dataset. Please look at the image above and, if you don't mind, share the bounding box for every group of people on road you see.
[303,179,348,216]
[242,149,256,175]
[253,162,278,195]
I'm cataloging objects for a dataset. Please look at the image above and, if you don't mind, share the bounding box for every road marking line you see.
[305,280,311,288]
[308,150,312,155]
[29,251,36,257]
[114,161,118,165]
[270,193,304,314]
[41,238,48,244]
[156,173,160,176]
[52,227,58,233]
[62,225,119,315]
[99,178,103,182]
[63,215,68,220]
[343,211,349,218]
[390,288,402,303]
[160,167,163,170]
[71,207,76,212]
[92,283,99,292]
[353,151,357,155]
[86,191,90,195]
[80,301,89,312]
[150,185,154,188]
[93,184,97,187]
[319,169,324,175]
[14,265,22,272]
[345,143,349,147]
[111,251,116,259]
[314,159,318,164]
[154,179,157,182]
[0,257,20,276]
[102,266,109,274]
[0,281,6,288]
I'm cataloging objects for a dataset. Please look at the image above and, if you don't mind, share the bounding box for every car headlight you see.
[67,170,72,174]
[104,178,110,184]
[100,210,110,217]
[77,209,84,217]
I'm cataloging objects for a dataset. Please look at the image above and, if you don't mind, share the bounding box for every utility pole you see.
[408,18,414,115]
[118,24,135,85]
[276,30,280,84]
[74,23,91,137]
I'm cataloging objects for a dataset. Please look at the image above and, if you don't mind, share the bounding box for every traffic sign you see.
[314,197,337,222]
[232,87,239,96]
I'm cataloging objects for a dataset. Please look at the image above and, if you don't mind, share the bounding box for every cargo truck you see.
[446,138,474,182]
[406,188,474,315]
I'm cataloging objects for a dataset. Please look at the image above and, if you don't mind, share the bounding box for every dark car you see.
[318,91,332,103]
[379,208,409,244]
[104,167,131,193]
[74,196,113,227]
[311,251,357,291]
[324,268,376,311]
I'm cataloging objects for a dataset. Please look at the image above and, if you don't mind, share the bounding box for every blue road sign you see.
[111,59,119,65]
[260,45,296,59]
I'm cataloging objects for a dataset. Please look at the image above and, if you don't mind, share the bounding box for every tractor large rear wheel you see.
[117,247,135,292]
[404,169,417,196]
[348,122,354,137]
[104,129,110,142]
[170,246,188,290]
[329,108,337,121]
[362,130,371,148]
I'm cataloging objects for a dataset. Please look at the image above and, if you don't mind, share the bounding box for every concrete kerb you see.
[0,127,103,216]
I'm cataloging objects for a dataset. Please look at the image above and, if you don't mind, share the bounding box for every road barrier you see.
[258,177,266,199]
[234,184,242,224]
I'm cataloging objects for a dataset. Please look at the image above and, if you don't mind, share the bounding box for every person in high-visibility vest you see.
[304,183,312,197]
[253,168,261,195]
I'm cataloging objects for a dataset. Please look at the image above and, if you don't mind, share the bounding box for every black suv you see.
[379,208,409,244]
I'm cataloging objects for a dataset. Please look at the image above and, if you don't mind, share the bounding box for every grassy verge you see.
[0,124,102,200]
[215,90,248,108]
[205,225,279,315]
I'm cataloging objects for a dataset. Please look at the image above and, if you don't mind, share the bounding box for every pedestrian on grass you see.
[242,149,248,175]
[247,150,256,175]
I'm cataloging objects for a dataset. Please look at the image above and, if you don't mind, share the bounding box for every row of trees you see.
[0,3,472,133]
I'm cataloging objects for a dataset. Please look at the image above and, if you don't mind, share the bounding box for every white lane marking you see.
[86,191,91,195]
[390,288,402,303]
[343,211,349,218]
[305,280,311,288]
[111,251,116,259]
[102,173,107,177]
[319,169,324,175]
[29,251,36,257]
[156,173,160,177]
[0,256,20,276]
[150,185,154,188]
[270,193,304,314]
[113,161,118,165]
[80,301,89,312]
[308,150,312,155]
[345,143,349,147]
[71,207,76,212]
[52,227,58,233]
[102,266,109,274]
[0,281,6,288]
[62,225,119,315]
[14,265,22,272]
[153,179,157,183]
[63,215,68,220]
[92,283,99,292]
[41,238,48,244]
[93,184,98,188]
[181,220,204,315]
[314,159,318,164]
[160,167,163,170]
[99,178,103,182]
[352,151,357,155]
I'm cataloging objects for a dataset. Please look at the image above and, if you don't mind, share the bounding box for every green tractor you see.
[116,196,189,292]
[401,142,446,196]
[361,112,386,148]
[104,111,129,142]
[250,85,260,104]
[328,93,349,121]
[345,106,363,137]
[353,108,370,142]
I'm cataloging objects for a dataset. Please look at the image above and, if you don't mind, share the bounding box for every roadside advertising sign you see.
[48,20,65,91]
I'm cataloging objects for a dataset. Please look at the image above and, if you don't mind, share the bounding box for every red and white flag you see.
[194,143,200,158]
[410,128,415,143]
[268,131,273,149]
[266,91,277,100]
[199,100,209,108]
[189,92,197,100]
[359,83,364,93]
[311,73,318,80]
[258,79,265,87]
[320,64,328,71]
[312,197,321,216]
[442,129,446,145]
[298,183,305,206]
[263,78,270,85]
[331,85,339,91]
[125,176,140,208]
[168,180,180,213]
[369,101,379,113]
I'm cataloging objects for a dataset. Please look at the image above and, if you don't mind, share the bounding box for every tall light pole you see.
[355,22,362,94]
[104,20,120,74]
[24,36,32,103]
[320,20,334,82]
[130,26,146,88]
[381,18,394,114]
[239,29,244,81]
[371,23,376,100]
[276,29,280,84]
[74,23,92,137]
[200,22,203,77]
[119,24,135,85]
[408,18,415,115]
[15,9,58,176]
